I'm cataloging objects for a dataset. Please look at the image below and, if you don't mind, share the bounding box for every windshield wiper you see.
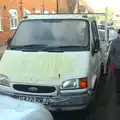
[9,44,48,50]
[40,45,83,51]
[8,44,86,52]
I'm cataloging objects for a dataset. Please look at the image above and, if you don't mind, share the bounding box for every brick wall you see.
[0,0,19,44]
[0,0,70,45]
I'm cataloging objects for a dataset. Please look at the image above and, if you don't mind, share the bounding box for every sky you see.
[86,0,120,10]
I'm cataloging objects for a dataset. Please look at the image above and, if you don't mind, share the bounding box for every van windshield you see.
[11,19,89,47]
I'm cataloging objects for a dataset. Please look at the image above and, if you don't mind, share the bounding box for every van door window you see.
[91,21,100,50]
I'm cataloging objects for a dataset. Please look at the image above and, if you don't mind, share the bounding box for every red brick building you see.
[0,0,93,44]
[0,0,70,44]
[0,0,20,44]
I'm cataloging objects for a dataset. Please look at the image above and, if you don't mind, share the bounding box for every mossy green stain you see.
[4,53,75,79]
[22,53,75,78]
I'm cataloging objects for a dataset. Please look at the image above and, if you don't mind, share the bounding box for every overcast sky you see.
[86,0,120,10]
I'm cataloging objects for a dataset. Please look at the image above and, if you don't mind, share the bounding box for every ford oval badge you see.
[29,87,38,92]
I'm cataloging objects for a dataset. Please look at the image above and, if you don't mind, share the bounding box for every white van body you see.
[0,95,54,120]
[0,14,102,111]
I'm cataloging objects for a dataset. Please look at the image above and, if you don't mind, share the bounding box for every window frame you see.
[9,11,18,30]
[0,19,2,31]
[91,20,100,49]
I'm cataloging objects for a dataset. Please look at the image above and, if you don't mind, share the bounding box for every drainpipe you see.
[77,0,79,13]
[56,0,59,13]
[42,0,44,14]
[19,0,23,19]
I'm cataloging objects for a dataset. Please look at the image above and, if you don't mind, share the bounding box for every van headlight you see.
[0,74,10,87]
[60,78,88,90]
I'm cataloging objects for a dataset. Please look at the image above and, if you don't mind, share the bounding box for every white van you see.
[0,14,102,111]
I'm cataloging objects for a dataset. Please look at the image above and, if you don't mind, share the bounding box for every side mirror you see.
[7,38,12,45]
[95,39,100,49]
[91,46,95,56]
[91,45,98,56]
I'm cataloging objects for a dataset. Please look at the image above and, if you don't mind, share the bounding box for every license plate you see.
[18,96,49,105]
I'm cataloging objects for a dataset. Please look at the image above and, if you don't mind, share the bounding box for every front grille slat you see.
[13,84,56,93]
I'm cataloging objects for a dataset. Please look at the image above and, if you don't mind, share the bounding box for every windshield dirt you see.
[11,19,89,47]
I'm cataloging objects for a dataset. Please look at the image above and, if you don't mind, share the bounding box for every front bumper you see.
[0,89,92,111]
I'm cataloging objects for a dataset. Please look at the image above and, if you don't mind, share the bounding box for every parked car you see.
[98,24,105,30]
[0,14,108,111]
[0,95,54,120]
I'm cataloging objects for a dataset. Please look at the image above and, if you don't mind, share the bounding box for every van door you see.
[91,21,101,88]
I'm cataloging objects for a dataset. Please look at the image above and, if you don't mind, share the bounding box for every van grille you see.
[13,84,56,93]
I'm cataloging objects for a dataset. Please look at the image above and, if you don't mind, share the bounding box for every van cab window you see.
[10,19,89,47]
[91,21,100,49]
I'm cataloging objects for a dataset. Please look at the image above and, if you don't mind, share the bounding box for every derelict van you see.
[0,14,102,111]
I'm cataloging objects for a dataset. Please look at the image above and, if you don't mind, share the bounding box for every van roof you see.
[23,14,98,21]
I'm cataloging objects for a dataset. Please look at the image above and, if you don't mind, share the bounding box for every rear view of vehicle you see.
[0,14,102,111]
[98,24,105,30]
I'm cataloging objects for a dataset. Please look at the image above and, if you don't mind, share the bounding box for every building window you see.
[0,19,2,31]
[24,8,31,15]
[35,10,41,14]
[9,9,18,30]
[52,11,55,14]
[44,10,49,14]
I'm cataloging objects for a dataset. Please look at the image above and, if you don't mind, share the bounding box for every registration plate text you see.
[18,96,50,105]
